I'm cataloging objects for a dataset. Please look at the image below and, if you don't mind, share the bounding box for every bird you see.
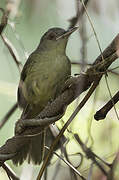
[12,27,78,165]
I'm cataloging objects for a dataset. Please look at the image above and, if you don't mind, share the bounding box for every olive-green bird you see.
[13,27,77,165]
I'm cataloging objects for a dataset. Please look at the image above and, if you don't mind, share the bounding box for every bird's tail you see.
[12,125,66,165]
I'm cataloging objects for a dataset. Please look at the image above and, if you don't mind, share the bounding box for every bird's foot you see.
[62,76,77,92]
[15,119,26,135]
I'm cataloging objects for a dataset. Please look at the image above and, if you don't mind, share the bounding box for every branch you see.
[0,8,8,34]
[0,103,18,129]
[107,151,119,180]
[74,134,108,176]
[2,163,19,180]
[0,8,22,72]
[1,35,22,72]
[0,33,118,171]
[37,79,100,179]
[94,90,119,120]
[69,0,89,28]
[45,146,86,180]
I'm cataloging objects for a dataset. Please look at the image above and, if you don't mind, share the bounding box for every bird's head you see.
[38,27,78,52]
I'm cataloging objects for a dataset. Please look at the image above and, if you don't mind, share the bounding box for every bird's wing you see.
[17,53,36,109]
[17,52,43,109]
[17,80,27,109]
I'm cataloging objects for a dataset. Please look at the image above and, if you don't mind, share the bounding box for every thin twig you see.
[45,146,86,180]
[0,8,8,34]
[69,0,89,28]
[2,163,19,180]
[1,35,22,73]
[80,0,119,123]
[37,80,100,180]
[72,61,119,77]
[74,134,108,176]
[0,103,18,129]
[107,151,119,180]
[105,75,119,120]
[0,32,118,177]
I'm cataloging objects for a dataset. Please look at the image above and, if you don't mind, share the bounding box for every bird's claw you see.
[15,119,25,135]
[62,76,75,92]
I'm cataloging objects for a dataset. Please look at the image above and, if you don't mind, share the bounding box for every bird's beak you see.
[56,27,78,40]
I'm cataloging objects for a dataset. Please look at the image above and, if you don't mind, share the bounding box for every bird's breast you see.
[22,53,71,109]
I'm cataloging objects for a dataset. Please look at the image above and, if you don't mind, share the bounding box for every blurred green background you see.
[0,0,119,179]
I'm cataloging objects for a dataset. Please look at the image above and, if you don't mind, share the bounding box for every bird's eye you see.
[48,32,56,40]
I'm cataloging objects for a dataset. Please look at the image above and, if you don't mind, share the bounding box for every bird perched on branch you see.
[13,27,78,165]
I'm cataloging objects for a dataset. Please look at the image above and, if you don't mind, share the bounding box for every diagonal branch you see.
[0,33,118,171]
[37,79,100,179]
[94,90,119,120]
[0,103,18,129]
[0,8,8,34]
[2,163,19,180]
